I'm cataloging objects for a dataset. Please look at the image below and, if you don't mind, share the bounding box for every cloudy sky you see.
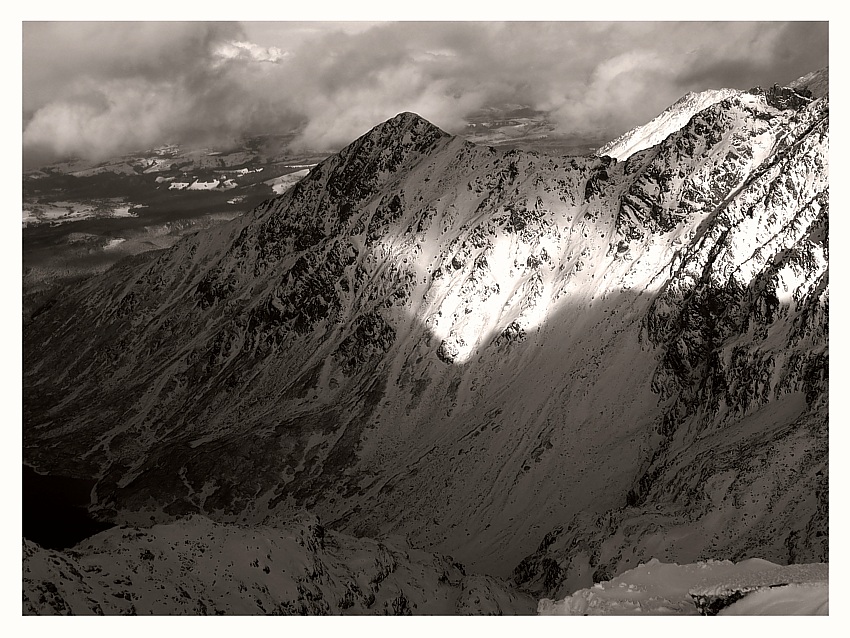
[22,20,828,168]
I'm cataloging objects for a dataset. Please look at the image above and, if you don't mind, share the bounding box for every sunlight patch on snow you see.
[112,206,137,217]
[103,238,127,251]
[266,169,310,195]
[22,209,37,226]
[421,233,554,364]
[775,269,808,305]
[377,213,673,365]
[187,179,220,191]
[749,131,776,167]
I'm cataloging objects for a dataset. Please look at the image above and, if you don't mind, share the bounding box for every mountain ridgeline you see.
[24,72,828,601]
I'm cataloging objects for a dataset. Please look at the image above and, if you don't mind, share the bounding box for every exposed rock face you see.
[22,515,534,615]
[24,68,828,589]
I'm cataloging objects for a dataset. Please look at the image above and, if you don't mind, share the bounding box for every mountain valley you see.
[22,68,829,614]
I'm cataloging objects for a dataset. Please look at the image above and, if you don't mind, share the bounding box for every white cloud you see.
[213,40,288,64]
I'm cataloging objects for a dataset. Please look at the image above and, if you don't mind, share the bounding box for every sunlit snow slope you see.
[597,88,740,160]
[24,73,828,583]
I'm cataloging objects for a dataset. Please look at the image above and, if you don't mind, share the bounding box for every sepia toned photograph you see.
[21,17,829,617]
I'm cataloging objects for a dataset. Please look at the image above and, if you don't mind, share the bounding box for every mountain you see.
[23,514,534,615]
[513,84,829,595]
[596,88,741,160]
[597,67,829,162]
[24,71,828,603]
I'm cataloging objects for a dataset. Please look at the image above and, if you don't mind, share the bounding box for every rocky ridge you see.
[789,66,829,99]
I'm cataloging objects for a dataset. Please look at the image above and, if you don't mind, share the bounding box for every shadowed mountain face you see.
[23,514,535,615]
[24,80,828,586]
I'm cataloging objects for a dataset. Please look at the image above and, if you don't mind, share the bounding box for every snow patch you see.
[22,200,140,226]
[103,238,127,251]
[538,558,827,616]
[266,169,310,195]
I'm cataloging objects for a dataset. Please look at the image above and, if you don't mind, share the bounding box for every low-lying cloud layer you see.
[22,21,828,168]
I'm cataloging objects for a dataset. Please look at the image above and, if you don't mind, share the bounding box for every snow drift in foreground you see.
[538,558,827,615]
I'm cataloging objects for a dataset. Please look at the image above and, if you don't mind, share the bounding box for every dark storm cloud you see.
[23,22,301,166]
[673,22,829,90]
[22,21,828,167]
[23,22,244,116]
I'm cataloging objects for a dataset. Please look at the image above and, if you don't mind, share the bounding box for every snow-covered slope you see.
[596,88,740,160]
[512,84,828,594]
[24,79,828,590]
[23,514,533,615]
[538,557,827,615]
[597,67,828,162]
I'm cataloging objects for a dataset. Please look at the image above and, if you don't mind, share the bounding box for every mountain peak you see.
[364,111,450,143]
[597,87,739,160]
[389,111,431,125]
[315,111,451,184]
